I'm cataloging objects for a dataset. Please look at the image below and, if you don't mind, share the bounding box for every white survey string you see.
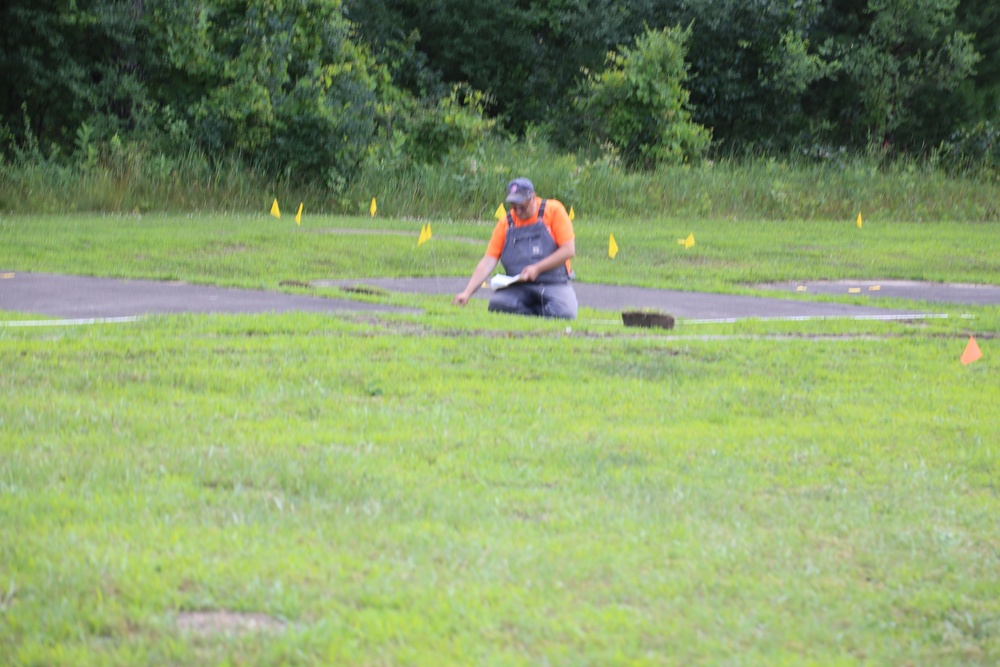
[0,316,143,328]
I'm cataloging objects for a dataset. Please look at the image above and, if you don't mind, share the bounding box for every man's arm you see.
[518,240,575,283]
[453,254,500,306]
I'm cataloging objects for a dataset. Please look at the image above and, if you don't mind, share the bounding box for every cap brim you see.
[505,194,531,205]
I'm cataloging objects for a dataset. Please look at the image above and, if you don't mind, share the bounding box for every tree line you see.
[2,0,997,184]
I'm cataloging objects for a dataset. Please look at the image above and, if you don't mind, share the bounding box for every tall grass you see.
[0,151,335,216]
[2,135,998,221]
[346,137,1000,222]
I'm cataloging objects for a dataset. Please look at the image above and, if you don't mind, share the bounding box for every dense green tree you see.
[344,0,649,134]
[940,0,1000,131]
[1,0,394,183]
[809,0,982,149]
[345,0,996,155]
[143,0,384,184]
[0,0,149,156]
[631,0,833,151]
[341,0,445,101]
[3,0,997,172]
[346,0,836,150]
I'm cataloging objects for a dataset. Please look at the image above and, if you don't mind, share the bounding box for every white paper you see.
[489,274,522,290]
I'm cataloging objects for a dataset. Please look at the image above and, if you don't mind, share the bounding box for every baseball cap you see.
[504,178,535,205]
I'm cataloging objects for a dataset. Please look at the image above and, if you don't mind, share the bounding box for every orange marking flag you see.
[961,336,983,366]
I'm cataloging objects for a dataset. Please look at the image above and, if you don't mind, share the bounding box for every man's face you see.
[512,197,536,219]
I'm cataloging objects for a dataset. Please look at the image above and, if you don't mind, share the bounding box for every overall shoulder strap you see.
[506,211,515,228]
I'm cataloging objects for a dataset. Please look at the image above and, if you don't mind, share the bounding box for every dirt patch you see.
[176,610,286,636]
[622,310,676,330]
[340,284,390,296]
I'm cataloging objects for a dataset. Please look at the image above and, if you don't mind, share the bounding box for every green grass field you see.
[3,212,1000,292]
[1,212,998,665]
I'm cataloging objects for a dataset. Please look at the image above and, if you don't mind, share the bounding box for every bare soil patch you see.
[622,310,676,330]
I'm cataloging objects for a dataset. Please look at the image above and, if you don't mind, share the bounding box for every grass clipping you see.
[622,309,675,330]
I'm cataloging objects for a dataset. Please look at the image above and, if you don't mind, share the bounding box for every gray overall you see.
[488,200,578,319]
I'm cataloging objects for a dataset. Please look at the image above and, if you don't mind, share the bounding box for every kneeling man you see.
[452,178,578,319]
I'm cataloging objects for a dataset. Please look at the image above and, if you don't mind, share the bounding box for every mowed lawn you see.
[1,213,999,665]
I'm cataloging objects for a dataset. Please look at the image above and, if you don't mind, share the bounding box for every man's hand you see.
[520,241,575,283]
[454,255,499,307]
[519,264,541,283]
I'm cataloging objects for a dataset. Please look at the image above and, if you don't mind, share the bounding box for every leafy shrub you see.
[937,121,999,175]
[403,85,497,165]
[573,25,711,169]
[145,0,381,185]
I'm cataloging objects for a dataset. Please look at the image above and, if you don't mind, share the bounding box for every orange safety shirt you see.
[486,196,574,274]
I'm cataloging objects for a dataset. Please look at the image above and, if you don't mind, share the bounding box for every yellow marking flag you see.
[370,198,377,218]
[418,223,432,246]
[569,207,576,221]
[856,212,863,228]
[295,202,303,226]
[796,285,808,292]
[961,336,983,365]
[608,233,619,259]
[868,285,880,292]
[494,203,506,220]
[270,199,281,219]
[677,232,695,249]
[848,287,861,294]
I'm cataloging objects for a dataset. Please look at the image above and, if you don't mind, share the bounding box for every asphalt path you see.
[3,272,997,322]
[756,279,1000,306]
[0,272,419,319]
